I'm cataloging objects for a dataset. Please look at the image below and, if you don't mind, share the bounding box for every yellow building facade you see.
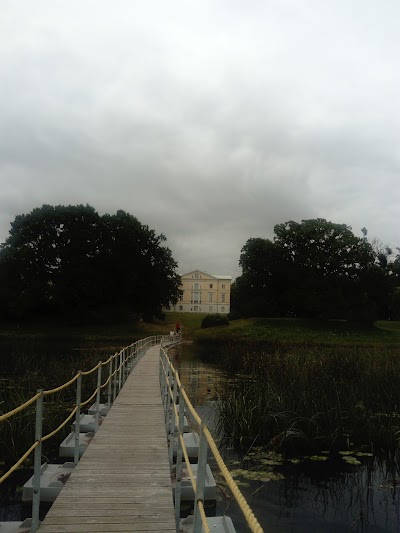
[169,270,231,314]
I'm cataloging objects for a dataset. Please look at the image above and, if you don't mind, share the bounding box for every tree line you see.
[0,205,181,322]
[231,219,400,323]
[1,208,398,325]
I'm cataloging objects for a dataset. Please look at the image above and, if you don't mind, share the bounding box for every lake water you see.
[172,342,400,533]
[1,338,400,531]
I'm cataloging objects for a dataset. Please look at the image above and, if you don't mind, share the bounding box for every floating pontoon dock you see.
[37,344,176,532]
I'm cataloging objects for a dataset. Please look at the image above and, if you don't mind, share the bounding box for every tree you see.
[0,205,181,321]
[232,218,389,322]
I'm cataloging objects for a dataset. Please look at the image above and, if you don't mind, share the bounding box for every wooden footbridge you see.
[0,335,263,533]
[38,344,175,532]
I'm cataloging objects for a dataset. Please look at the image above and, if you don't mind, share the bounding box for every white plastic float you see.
[167,412,189,433]
[59,432,94,458]
[172,463,216,501]
[22,462,75,503]
[173,432,199,461]
[88,403,109,416]
[72,413,103,433]
[180,515,236,533]
[0,519,33,533]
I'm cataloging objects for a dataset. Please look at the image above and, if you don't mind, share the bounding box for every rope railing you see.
[160,345,264,533]
[0,392,41,423]
[0,333,170,533]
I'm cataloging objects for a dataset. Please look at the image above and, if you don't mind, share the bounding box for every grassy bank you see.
[194,317,400,345]
[192,318,400,456]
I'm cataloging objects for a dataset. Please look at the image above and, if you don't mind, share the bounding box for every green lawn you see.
[2,313,400,346]
[194,317,400,345]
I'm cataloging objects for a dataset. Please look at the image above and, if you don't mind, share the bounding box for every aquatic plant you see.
[215,342,400,456]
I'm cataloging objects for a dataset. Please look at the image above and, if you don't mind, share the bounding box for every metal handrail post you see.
[95,364,102,432]
[118,351,122,393]
[107,357,112,409]
[168,374,178,466]
[31,389,44,533]
[164,357,172,421]
[74,372,82,465]
[124,347,129,382]
[193,427,209,533]
[174,394,185,529]
[112,354,117,403]
[120,349,125,387]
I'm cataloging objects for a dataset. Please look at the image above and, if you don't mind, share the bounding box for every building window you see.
[209,284,213,288]
[179,293,183,301]
[222,284,225,289]
[221,293,226,302]
[221,307,225,312]
[194,273,200,279]
[179,305,183,311]
[191,292,201,304]
[193,306,199,311]
[193,283,200,289]
[208,293,213,302]
[209,306,213,312]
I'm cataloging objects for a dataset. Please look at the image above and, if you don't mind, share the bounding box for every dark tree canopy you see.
[232,218,399,322]
[0,205,181,322]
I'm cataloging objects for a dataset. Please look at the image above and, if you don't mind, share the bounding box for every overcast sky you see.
[1,1,399,279]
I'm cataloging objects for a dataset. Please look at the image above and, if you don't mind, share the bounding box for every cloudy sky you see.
[1,1,399,279]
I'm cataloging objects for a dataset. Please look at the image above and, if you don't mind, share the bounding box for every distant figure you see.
[175,322,180,334]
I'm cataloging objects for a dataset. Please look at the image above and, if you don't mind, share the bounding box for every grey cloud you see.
[0,0,399,280]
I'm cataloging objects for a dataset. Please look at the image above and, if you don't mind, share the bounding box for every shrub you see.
[201,314,229,329]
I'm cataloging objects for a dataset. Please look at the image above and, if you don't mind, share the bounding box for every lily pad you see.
[310,455,328,461]
[343,456,362,465]
[355,452,373,457]
[236,481,250,488]
[260,459,283,466]
[339,451,354,456]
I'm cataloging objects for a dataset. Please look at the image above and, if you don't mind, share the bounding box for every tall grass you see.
[214,341,400,456]
[0,339,123,466]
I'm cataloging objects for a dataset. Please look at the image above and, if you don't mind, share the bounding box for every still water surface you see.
[1,338,399,531]
[173,342,400,533]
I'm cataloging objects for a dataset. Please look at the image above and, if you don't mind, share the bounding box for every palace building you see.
[168,270,231,314]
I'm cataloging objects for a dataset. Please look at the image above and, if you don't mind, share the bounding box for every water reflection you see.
[171,342,400,532]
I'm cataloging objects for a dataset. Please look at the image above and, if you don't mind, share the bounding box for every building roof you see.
[180,270,232,280]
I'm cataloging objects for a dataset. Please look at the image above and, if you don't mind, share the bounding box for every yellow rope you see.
[100,375,111,390]
[203,426,263,533]
[179,387,201,426]
[198,501,211,533]
[178,430,210,533]
[43,373,80,396]
[0,392,41,422]
[81,361,101,376]
[42,406,79,442]
[163,350,201,426]
[101,355,113,366]
[180,434,197,493]
[162,347,264,533]
[0,441,39,483]
[79,388,99,408]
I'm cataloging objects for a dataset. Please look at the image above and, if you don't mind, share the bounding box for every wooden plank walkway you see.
[38,345,176,532]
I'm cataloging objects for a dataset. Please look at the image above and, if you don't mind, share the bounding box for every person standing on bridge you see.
[175,322,180,334]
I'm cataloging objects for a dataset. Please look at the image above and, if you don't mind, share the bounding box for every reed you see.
[214,342,400,456]
[0,340,119,467]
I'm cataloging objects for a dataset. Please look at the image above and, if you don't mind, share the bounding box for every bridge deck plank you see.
[38,345,176,532]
